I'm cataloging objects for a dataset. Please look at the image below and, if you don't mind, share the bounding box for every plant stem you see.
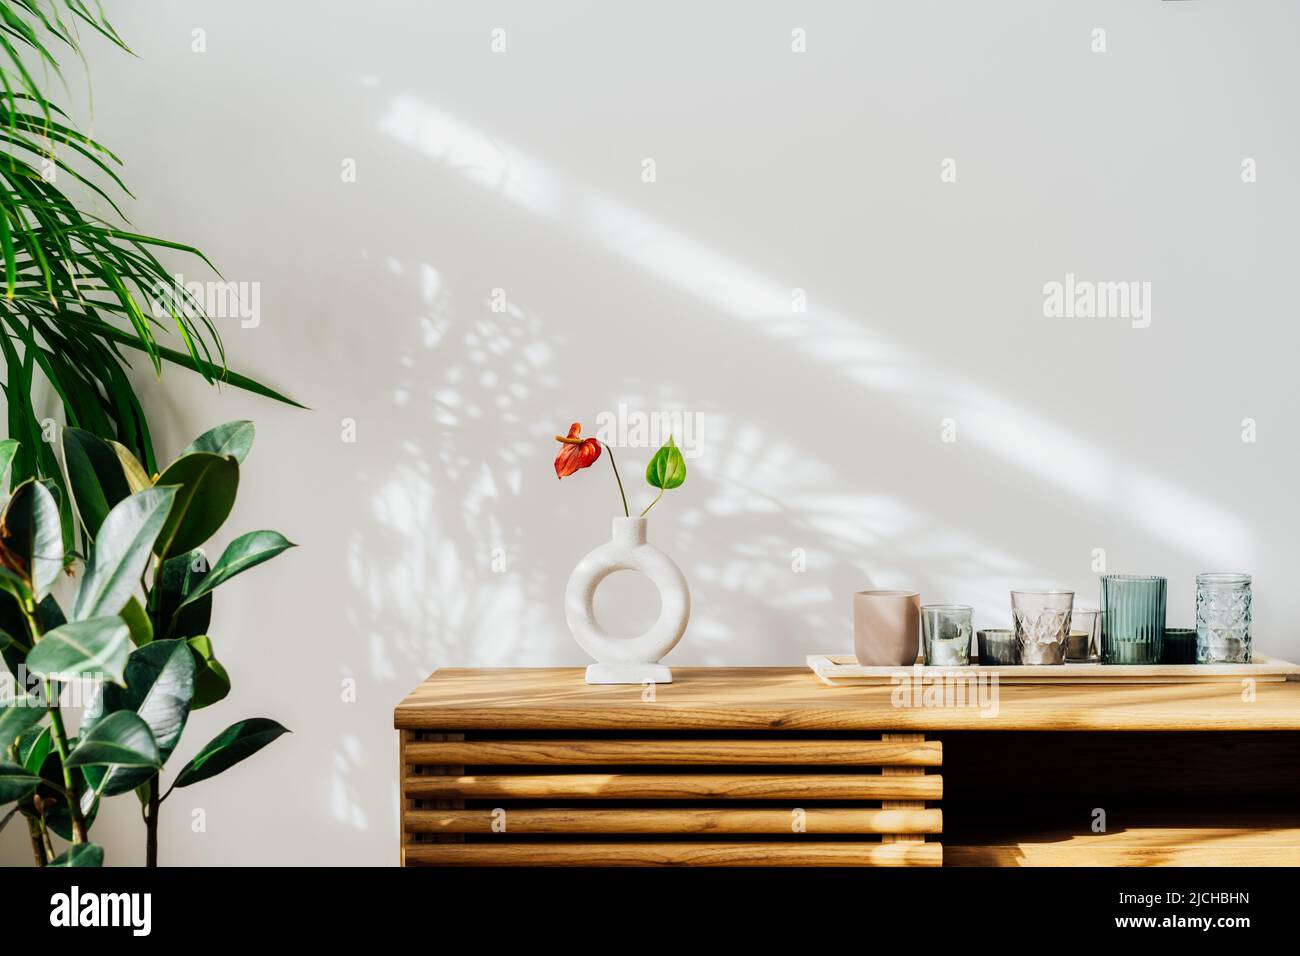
[43,681,88,844]
[603,443,629,517]
[26,816,46,866]
[145,774,160,867]
[20,603,89,846]
[640,488,665,516]
[39,815,55,861]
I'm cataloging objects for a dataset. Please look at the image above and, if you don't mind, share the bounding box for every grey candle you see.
[977,628,1019,666]
[1066,608,1101,662]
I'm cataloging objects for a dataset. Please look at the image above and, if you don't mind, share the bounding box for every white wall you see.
[4,0,1299,865]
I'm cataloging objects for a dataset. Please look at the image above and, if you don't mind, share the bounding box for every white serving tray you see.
[807,654,1300,686]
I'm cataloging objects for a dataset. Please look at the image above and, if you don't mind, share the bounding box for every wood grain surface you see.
[395,667,1300,731]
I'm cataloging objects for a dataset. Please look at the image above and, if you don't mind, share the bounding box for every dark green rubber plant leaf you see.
[25,617,130,685]
[0,760,42,803]
[151,453,238,558]
[120,596,153,646]
[50,843,104,867]
[0,567,33,613]
[62,427,131,539]
[0,590,27,676]
[0,695,46,749]
[35,594,67,632]
[156,550,212,640]
[174,718,289,788]
[67,711,160,770]
[186,636,230,710]
[182,420,255,464]
[71,486,175,621]
[79,639,194,798]
[0,478,64,599]
[18,724,51,773]
[178,530,294,609]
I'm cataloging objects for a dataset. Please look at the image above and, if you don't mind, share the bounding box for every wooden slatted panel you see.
[407,807,943,834]
[881,732,926,845]
[403,772,941,801]
[404,841,942,867]
[399,728,942,866]
[404,738,942,766]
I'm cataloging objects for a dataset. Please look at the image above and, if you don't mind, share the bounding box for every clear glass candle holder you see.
[1066,607,1100,663]
[921,605,973,666]
[1011,590,1074,664]
[1101,575,1166,664]
[1196,573,1252,663]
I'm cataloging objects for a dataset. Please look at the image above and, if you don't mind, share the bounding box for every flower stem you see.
[640,488,665,517]
[603,443,629,517]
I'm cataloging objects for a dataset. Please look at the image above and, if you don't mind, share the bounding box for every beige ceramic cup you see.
[853,590,921,666]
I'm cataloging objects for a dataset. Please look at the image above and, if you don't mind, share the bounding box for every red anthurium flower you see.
[554,423,602,478]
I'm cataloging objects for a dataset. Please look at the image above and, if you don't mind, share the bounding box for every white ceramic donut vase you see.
[565,516,690,684]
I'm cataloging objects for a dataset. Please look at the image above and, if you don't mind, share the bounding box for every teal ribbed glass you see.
[1100,575,1166,664]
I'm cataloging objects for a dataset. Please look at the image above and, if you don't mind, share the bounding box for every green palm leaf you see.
[0,0,300,493]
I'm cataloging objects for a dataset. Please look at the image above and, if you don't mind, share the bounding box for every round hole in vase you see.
[592,569,663,639]
[565,516,690,684]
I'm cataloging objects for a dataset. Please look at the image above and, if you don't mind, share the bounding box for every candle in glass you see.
[922,605,973,666]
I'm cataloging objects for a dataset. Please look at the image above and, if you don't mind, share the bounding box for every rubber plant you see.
[0,420,292,866]
[0,1,300,559]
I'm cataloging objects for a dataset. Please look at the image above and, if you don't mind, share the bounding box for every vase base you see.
[585,663,673,685]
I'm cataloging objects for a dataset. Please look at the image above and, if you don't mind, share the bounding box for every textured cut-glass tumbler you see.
[1101,575,1166,664]
[1196,573,1252,663]
[1011,590,1074,664]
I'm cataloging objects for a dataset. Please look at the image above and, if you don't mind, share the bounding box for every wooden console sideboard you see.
[394,668,1300,866]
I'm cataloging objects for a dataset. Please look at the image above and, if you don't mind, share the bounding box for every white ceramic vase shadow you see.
[565,516,689,684]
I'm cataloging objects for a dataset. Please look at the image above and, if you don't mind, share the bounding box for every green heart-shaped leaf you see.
[645,436,686,490]
[67,711,160,769]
